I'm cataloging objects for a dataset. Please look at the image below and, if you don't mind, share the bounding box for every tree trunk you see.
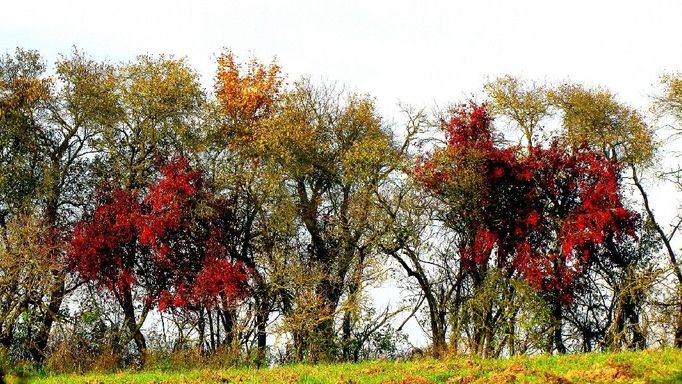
[221,308,236,345]
[632,166,682,349]
[255,300,269,367]
[311,277,343,362]
[428,299,447,357]
[30,282,64,361]
[121,287,146,366]
[341,310,352,361]
[551,298,566,354]
[207,310,215,352]
[29,190,66,362]
[675,302,682,349]
[198,308,205,352]
[431,316,447,358]
[507,311,517,356]
[625,302,645,350]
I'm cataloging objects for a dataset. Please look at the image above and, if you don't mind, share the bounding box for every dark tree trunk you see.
[121,287,146,366]
[29,280,65,361]
[430,311,447,358]
[29,191,66,362]
[208,310,215,352]
[626,304,645,350]
[551,298,566,354]
[214,310,221,349]
[198,308,205,352]
[221,308,236,345]
[255,300,269,367]
[341,310,352,361]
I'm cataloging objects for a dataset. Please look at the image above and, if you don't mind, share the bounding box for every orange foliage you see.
[215,50,283,134]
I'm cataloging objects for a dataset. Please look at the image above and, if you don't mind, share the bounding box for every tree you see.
[209,50,296,364]
[219,72,402,361]
[486,77,662,351]
[416,104,639,354]
[0,49,49,222]
[0,215,61,354]
[94,54,204,191]
[484,76,551,149]
[548,83,654,165]
[68,158,248,364]
[641,71,682,348]
[378,180,462,356]
[0,48,118,360]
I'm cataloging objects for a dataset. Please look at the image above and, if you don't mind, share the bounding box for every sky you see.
[4,0,682,117]
[3,0,682,347]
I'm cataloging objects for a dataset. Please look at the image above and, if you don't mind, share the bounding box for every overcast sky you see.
[3,0,682,116]
[3,0,682,347]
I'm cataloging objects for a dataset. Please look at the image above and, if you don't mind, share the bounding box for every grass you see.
[12,348,682,383]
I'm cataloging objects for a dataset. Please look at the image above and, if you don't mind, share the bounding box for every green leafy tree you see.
[0,48,118,360]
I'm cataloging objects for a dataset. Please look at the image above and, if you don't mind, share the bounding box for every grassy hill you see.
[14,348,682,383]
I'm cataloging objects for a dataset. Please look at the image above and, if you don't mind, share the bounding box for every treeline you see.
[0,47,681,371]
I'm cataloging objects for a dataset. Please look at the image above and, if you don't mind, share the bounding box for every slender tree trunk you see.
[508,311,517,356]
[341,259,364,362]
[388,251,448,358]
[215,311,221,349]
[551,298,566,354]
[582,330,593,353]
[632,166,682,348]
[29,191,66,362]
[255,301,269,367]
[675,302,682,348]
[341,310,352,361]
[121,287,146,366]
[483,309,494,358]
[294,330,306,362]
[198,308,205,352]
[208,310,215,352]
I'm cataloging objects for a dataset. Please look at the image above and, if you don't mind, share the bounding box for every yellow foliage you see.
[548,83,654,165]
[655,72,682,121]
[484,75,550,148]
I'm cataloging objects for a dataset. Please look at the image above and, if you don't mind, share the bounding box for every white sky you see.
[3,0,682,348]
[4,0,682,116]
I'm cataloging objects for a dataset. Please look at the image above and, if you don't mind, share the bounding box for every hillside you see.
[18,349,682,384]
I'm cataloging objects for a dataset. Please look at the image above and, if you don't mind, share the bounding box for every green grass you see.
[14,348,682,383]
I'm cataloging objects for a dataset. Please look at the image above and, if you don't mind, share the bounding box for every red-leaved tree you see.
[68,157,248,362]
[415,104,638,353]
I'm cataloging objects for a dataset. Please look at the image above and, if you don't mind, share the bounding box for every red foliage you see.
[190,257,248,307]
[416,104,638,304]
[68,157,249,310]
[69,187,142,293]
